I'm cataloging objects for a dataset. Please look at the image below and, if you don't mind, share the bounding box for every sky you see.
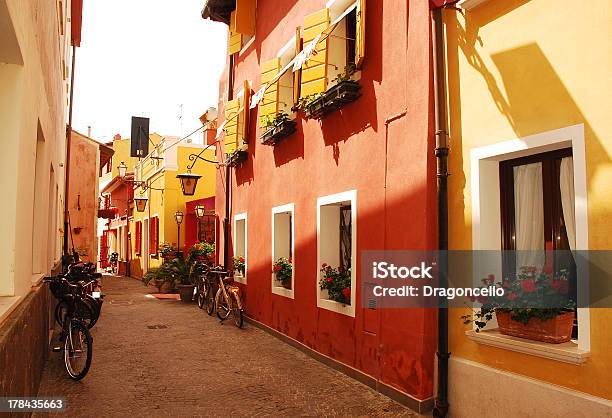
[72,0,228,143]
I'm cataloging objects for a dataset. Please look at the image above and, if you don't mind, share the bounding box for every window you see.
[299,0,366,97]
[135,221,142,256]
[500,148,578,337]
[317,190,356,317]
[272,204,294,298]
[470,124,590,359]
[233,213,247,284]
[227,0,256,56]
[149,216,159,256]
[197,213,217,244]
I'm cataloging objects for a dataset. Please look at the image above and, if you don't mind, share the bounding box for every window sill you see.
[272,285,294,299]
[466,329,590,365]
[317,298,355,317]
[234,273,247,284]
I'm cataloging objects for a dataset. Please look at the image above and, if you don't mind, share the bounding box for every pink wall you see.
[215,0,438,401]
[68,131,100,263]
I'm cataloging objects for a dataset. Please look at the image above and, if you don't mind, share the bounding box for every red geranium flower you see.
[325,277,333,283]
[274,265,281,271]
[521,279,537,293]
[507,292,518,301]
[342,287,351,300]
[322,263,328,268]
[239,257,245,262]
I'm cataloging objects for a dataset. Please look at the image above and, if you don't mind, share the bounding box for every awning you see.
[201,0,236,24]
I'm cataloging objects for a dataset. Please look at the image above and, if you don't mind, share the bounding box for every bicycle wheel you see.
[215,288,231,320]
[64,320,92,381]
[197,281,206,309]
[206,283,215,316]
[54,301,69,327]
[231,293,244,329]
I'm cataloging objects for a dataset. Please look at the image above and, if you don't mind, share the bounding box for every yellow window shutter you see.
[293,26,302,107]
[355,0,366,68]
[240,80,251,145]
[259,58,281,127]
[224,98,240,155]
[234,0,256,36]
[228,11,243,55]
[300,8,330,98]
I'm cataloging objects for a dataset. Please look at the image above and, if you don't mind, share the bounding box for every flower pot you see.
[158,281,174,294]
[177,284,195,303]
[261,120,297,145]
[496,310,574,343]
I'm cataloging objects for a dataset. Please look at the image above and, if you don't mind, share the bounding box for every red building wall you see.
[215,0,437,401]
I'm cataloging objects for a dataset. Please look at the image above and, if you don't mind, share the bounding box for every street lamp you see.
[175,210,184,256]
[118,161,128,178]
[134,196,148,212]
[194,205,206,219]
[176,170,202,196]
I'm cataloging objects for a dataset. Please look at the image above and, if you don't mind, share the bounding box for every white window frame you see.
[469,124,590,359]
[233,212,248,284]
[271,203,295,299]
[316,190,357,317]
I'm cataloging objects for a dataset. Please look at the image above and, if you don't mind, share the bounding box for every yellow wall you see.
[131,145,217,274]
[445,0,612,399]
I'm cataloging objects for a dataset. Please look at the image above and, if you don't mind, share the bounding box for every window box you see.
[226,148,248,167]
[260,119,297,145]
[497,310,575,344]
[304,80,362,120]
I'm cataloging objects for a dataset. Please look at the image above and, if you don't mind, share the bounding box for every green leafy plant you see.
[234,256,245,275]
[262,112,290,129]
[331,63,357,84]
[273,257,292,286]
[143,263,177,290]
[167,257,200,286]
[319,263,351,305]
[461,266,575,332]
[159,242,177,259]
[298,92,324,110]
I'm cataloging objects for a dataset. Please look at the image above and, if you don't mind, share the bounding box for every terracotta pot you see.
[177,284,195,303]
[496,310,574,343]
[158,281,173,294]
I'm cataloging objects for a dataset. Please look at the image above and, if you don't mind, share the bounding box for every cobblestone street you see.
[35,276,418,417]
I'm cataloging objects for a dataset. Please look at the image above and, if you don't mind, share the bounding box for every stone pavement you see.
[35,276,419,417]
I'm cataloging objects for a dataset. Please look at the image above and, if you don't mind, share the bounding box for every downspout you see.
[223,53,235,268]
[432,4,450,418]
[63,45,77,265]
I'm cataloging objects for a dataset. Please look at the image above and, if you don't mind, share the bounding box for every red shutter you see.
[135,221,142,255]
[149,217,158,255]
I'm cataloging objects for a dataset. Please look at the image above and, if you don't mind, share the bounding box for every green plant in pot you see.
[273,257,292,289]
[143,263,176,294]
[169,257,198,303]
[188,241,215,264]
[319,263,351,305]
[233,256,245,276]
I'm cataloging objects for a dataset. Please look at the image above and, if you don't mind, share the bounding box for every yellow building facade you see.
[129,137,217,277]
[444,0,612,415]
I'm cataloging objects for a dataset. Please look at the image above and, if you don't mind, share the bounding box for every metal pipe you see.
[223,54,235,268]
[63,45,77,265]
[432,5,450,418]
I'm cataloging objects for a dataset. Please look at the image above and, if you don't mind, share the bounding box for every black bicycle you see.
[44,276,94,380]
[53,263,103,329]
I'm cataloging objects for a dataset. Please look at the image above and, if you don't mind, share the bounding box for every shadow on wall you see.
[445,4,610,249]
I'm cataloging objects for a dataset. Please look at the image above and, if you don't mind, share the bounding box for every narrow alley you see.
[35,276,416,417]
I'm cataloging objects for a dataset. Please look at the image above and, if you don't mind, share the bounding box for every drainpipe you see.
[223,54,235,268]
[63,45,77,266]
[432,5,450,418]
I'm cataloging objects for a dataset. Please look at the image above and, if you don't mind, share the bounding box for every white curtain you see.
[560,156,576,250]
[514,162,545,269]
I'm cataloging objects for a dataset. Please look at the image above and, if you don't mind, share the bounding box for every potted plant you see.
[169,257,199,303]
[300,93,326,120]
[462,266,575,343]
[319,263,351,305]
[143,263,176,294]
[226,145,248,167]
[188,241,215,264]
[159,242,178,261]
[273,257,293,289]
[233,256,245,277]
[260,112,297,145]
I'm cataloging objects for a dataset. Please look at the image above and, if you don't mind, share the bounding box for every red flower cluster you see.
[342,287,351,300]
[520,279,537,293]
